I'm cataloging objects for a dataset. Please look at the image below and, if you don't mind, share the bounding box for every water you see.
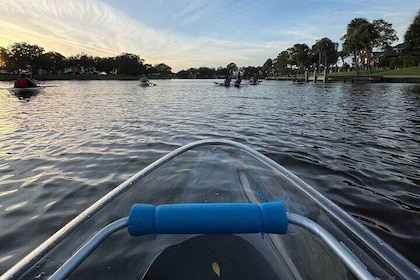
[0,79,419,272]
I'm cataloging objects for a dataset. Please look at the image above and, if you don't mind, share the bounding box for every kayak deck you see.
[2,140,418,280]
[46,204,375,280]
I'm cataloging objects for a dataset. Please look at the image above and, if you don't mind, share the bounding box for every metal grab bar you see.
[49,218,128,280]
[48,205,376,280]
[287,213,375,280]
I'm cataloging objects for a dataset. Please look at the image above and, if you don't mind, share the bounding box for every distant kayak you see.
[139,78,156,87]
[248,81,258,85]
[214,81,231,87]
[139,81,156,87]
[292,78,305,84]
[8,87,43,97]
[214,81,242,87]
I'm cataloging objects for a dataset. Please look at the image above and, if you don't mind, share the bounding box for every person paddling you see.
[235,74,242,86]
[14,72,37,88]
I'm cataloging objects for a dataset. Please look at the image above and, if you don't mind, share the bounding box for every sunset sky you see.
[0,0,418,72]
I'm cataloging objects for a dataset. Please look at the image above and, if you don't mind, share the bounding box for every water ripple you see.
[0,80,419,271]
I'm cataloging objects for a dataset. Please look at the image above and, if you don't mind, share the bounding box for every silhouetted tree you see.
[115,53,144,75]
[154,63,172,76]
[8,42,45,71]
[289,44,310,73]
[273,50,290,75]
[404,11,420,65]
[342,18,397,74]
[262,59,273,76]
[312,38,339,72]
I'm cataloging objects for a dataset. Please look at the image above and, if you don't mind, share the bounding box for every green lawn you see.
[328,66,420,77]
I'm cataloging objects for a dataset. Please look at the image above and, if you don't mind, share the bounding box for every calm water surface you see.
[0,79,419,272]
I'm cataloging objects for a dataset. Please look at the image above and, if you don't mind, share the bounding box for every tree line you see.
[0,13,419,78]
[264,12,420,76]
[0,45,173,77]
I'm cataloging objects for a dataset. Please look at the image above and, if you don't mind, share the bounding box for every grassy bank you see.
[267,66,420,82]
[327,66,420,77]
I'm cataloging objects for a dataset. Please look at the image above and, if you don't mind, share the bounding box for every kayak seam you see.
[258,204,265,239]
[152,206,156,239]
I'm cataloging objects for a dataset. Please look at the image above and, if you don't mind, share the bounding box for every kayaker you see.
[235,74,242,85]
[224,75,231,84]
[14,72,37,88]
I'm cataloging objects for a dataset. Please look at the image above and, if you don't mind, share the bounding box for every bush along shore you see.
[1,66,420,83]
[0,74,169,81]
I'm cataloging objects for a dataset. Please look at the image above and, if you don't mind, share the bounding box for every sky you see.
[0,0,418,72]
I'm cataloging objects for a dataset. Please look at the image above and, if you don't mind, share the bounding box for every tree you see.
[341,18,371,75]
[372,19,398,50]
[312,38,339,73]
[78,53,95,68]
[289,44,310,73]
[34,51,65,74]
[242,66,262,78]
[114,53,144,75]
[176,69,191,79]
[195,67,215,78]
[273,51,290,75]
[142,63,153,75]
[341,18,397,74]
[154,63,172,76]
[35,51,64,74]
[0,47,8,69]
[64,55,77,66]
[95,56,115,74]
[404,11,420,65]
[405,11,420,50]
[262,59,273,76]
[7,42,45,71]
[216,66,228,77]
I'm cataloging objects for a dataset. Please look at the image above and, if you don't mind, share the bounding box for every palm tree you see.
[312,37,339,73]
[342,18,397,74]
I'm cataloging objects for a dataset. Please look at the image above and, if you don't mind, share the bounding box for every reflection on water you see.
[0,80,419,271]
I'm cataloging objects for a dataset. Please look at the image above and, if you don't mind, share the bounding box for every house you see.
[393,43,405,55]
[64,66,99,75]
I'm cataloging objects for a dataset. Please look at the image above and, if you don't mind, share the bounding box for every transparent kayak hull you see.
[2,140,418,280]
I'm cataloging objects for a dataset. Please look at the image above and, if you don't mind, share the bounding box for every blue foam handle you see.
[127,202,288,236]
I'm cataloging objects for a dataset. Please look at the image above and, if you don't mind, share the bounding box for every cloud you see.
[0,0,273,71]
[0,0,418,72]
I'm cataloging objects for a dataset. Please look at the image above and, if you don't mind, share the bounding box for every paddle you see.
[0,85,58,90]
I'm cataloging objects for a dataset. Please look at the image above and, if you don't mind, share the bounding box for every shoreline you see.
[0,74,167,82]
[266,75,420,83]
[2,74,420,83]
